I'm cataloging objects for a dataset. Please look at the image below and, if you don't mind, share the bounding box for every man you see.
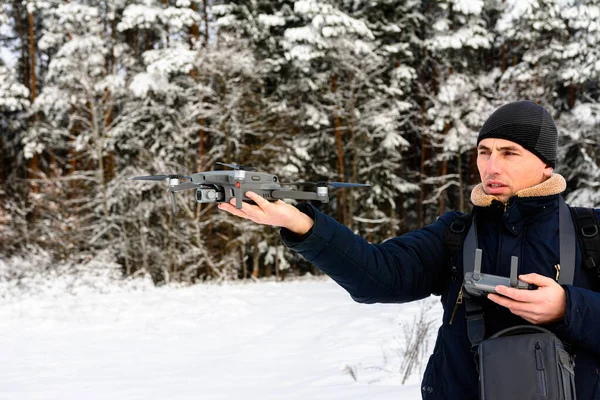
[218,101,600,399]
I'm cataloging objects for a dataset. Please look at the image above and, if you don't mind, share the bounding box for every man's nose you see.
[487,153,502,175]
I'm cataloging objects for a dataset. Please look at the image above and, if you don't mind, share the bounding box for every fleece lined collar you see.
[470,173,566,207]
[470,174,567,235]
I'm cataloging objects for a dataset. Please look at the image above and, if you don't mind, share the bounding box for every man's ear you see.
[543,165,553,178]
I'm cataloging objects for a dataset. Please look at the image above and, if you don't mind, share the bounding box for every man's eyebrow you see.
[477,144,521,152]
[498,146,521,152]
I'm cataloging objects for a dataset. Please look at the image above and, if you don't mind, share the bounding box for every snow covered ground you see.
[0,275,442,400]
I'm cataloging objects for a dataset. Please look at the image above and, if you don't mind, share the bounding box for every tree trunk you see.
[188,13,213,256]
[470,148,478,186]
[102,88,115,183]
[68,104,78,177]
[438,159,448,215]
[252,237,260,278]
[121,221,132,276]
[195,116,212,254]
[241,246,247,280]
[161,0,170,47]
[458,151,464,213]
[198,117,207,172]
[27,10,39,195]
[0,134,4,198]
[190,2,200,45]
[389,207,397,239]
[398,158,405,234]
[438,122,450,215]
[14,2,29,92]
[569,83,575,109]
[331,74,347,226]
[418,133,426,228]
[274,243,279,280]
[417,61,427,228]
[349,89,358,230]
[27,11,36,101]
[103,8,116,183]
[534,62,541,104]
[88,94,112,241]
[202,0,209,47]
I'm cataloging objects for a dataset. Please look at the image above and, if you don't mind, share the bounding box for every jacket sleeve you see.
[280,203,462,304]
[554,208,600,356]
[555,285,600,356]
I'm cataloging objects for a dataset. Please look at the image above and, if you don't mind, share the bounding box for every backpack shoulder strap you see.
[559,197,576,286]
[444,213,473,282]
[569,206,600,288]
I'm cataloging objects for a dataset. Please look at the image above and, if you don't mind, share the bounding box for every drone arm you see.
[270,190,327,203]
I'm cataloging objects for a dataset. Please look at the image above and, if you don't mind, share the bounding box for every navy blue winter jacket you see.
[280,174,600,399]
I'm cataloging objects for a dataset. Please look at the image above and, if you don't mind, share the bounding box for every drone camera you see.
[196,187,224,203]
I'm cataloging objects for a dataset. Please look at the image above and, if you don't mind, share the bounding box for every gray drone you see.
[130,162,371,213]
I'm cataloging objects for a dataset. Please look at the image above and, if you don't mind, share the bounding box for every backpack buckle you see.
[581,225,599,238]
[450,220,466,234]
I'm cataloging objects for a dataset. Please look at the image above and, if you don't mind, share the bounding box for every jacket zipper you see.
[449,286,463,325]
[554,264,561,282]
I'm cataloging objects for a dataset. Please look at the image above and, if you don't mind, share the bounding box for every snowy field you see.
[0,273,442,400]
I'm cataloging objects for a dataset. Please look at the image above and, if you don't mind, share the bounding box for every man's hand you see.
[217,191,314,235]
[487,273,566,325]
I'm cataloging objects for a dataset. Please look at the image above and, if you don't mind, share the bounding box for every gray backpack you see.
[478,325,576,400]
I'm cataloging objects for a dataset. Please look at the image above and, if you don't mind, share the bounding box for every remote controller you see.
[463,249,536,297]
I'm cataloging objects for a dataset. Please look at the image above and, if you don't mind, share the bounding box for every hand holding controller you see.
[463,249,537,297]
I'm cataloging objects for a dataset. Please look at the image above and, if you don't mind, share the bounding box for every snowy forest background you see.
[1,0,599,285]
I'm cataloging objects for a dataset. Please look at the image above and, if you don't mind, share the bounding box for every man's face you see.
[477,138,553,204]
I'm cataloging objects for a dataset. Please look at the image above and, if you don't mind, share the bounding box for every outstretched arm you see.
[218,191,459,303]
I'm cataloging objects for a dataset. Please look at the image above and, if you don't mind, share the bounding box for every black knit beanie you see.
[477,100,558,168]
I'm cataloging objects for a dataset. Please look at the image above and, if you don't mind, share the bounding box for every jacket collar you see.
[470,174,566,235]
[471,174,566,207]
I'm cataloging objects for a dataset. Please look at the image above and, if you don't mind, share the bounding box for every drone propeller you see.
[129,174,193,214]
[285,181,371,189]
[170,182,201,192]
[215,162,257,172]
[129,174,192,181]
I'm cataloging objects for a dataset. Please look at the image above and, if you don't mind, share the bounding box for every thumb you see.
[519,273,556,287]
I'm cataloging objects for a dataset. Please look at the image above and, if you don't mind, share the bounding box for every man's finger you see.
[518,273,556,287]
[228,197,251,210]
[218,203,250,219]
[487,293,529,313]
[237,198,265,217]
[246,191,269,208]
[494,285,536,302]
